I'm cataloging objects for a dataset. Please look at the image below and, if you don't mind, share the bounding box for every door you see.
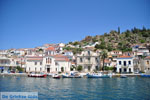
[47,68,50,73]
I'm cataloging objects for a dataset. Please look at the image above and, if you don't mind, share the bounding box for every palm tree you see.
[100,50,108,71]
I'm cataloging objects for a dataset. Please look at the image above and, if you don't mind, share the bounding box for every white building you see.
[25,55,71,73]
[116,56,134,73]
[0,57,20,73]
[25,56,44,72]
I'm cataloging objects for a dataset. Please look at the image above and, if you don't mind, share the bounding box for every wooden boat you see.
[28,72,47,78]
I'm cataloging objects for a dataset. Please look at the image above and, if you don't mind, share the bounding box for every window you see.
[128,61,131,65]
[95,66,98,70]
[88,51,90,55]
[119,61,121,65]
[147,61,149,65]
[35,62,37,65]
[88,58,90,62]
[55,62,58,66]
[40,68,42,71]
[48,58,50,63]
[80,58,83,62]
[29,67,30,71]
[95,58,99,63]
[56,68,57,71]
[40,62,42,65]
[124,61,126,66]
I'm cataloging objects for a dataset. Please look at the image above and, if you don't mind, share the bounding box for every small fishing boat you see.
[28,72,47,78]
[120,75,127,78]
[52,74,61,79]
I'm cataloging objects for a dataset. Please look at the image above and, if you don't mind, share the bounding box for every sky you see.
[0,0,150,50]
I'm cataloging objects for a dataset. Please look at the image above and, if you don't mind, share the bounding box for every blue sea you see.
[0,76,150,100]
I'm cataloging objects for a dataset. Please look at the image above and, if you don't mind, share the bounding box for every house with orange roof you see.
[116,55,134,73]
[45,46,56,55]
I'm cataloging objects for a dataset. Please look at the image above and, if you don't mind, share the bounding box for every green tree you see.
[100,50,108,71]
[16,66,23,72]
[77,65,83,72]
[118,27,120,34]
[140,39,145,43]
[107,44,112,51]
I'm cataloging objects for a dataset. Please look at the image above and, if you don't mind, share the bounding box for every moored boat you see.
[86,73,112,78]
[141,70,150,78]
[62,74,74,78]
[62,71,82,78]
[28,72,47,78]
[141,74,150,77]
[52,74,61,79]
[120,75,127,78]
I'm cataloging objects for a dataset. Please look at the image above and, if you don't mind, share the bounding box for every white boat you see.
[52,74,61,79]
[87,72,112,78]
[28,72,47,78]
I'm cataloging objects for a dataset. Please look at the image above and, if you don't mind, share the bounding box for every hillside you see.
[67,27,150,52]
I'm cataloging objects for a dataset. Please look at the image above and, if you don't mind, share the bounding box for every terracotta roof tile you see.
[118,55,132,58]
[27,58,43,61]
[46,47,55,51]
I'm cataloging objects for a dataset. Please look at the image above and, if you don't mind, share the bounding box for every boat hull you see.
[87,74,111,78]
[28,74,47,78]
[62,75,81,78]
[141,74,150,77]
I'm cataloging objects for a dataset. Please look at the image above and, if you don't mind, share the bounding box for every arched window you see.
[35,67,36,72]
[50,59,52,63]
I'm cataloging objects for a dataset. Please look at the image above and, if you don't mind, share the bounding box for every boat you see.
[28,72,47,78]
[141,70,150,78]
[86,73,112,78]
[62,71,82,78]
[141,74,150,77]
[120,75,127,78]
[47,73,54,77]
[52,74,61,79]
[62,74,74,78]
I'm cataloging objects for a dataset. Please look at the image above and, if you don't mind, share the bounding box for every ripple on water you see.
[0,76,150,100]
